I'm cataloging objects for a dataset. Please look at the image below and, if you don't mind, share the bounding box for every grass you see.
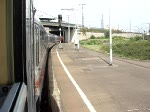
[82,45,101,52]
[80,36,150,60]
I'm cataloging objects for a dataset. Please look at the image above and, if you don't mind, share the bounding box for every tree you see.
[80,28,87,36]
[104,30,109,38]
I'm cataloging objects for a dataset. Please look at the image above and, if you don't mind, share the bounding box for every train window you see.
[40,30,42,36]
[36,26,39,66]
[34,24,40,67]
[40,30,44,40]
[34,25,36,69]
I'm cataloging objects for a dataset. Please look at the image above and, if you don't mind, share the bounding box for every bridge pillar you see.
[64,27,75,43]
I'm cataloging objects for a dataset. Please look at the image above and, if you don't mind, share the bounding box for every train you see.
[0,0,59,111]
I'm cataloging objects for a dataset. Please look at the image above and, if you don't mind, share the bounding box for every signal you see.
[58,14,62,26]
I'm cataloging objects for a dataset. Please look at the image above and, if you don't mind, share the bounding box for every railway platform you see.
[49,43,150,112]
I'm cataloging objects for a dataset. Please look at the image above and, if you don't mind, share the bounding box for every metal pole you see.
[60,29,61,37]
[79,4,86,27]
[59,28,61,43]
[109,9,112,65]
[68,15,70,43]
[143,31,145,40]
[68,14,70,43]
[129,19,131,38]
[149,24,150,35]
[82,5,84,27]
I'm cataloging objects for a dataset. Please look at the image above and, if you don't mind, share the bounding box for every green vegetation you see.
[80,35,150,60]
[80,27,123,33]
[80,28,105,33]
[104,30,110,38]
[81,28,87,35]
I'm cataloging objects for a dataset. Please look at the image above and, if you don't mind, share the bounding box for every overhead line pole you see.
[79,4,86,27]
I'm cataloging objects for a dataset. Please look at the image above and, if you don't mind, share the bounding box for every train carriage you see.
[0,0,57,111]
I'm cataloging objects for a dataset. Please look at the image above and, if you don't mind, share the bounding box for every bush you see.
[130,36,143,41]
[90,35,96,39]
[97,36,106,39]
[135,36,143,41]
[113,36,125,40]
[104,30,109,38]
[81,38,150,60]
[114,41,150,60]
[80,41,87,45]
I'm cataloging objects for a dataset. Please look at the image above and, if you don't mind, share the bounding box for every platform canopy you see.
[39,18,56,22]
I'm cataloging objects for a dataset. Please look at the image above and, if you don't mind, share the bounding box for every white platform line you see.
[56,49,96,112]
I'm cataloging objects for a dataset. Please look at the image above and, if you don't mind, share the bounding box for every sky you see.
[34,0,150,32]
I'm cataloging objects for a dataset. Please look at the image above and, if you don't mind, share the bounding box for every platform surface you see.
[50,43,150,112]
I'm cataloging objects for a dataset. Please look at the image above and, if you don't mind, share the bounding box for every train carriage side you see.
[0,0,56,112]
[0,0,28,111]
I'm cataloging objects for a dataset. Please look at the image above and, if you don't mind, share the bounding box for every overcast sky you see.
[34,0,150,32]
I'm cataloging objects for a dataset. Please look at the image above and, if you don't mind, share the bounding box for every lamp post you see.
[61,8,74,43]
[58,14,62,43]
[59,28,61,43]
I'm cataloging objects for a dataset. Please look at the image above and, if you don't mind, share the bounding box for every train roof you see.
[34,15,46,32]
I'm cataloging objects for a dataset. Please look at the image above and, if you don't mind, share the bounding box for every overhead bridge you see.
[40,18,78,43]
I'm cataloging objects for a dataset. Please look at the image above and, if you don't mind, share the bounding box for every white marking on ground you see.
[127,109,140,111]
[56,48,97,112]
[127,110,133,112]
[82,57,99,61]
[93,66,108,68]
